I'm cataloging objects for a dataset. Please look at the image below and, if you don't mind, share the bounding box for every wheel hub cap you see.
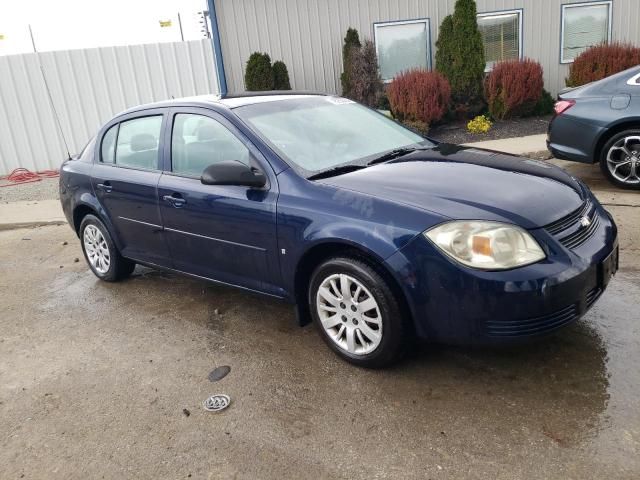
[83,225,111,274]
[607,136,640,185]
[316,273,383,355]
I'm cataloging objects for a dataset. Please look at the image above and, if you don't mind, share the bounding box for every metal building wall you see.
[0,39,219,175]
[214,0,640,96]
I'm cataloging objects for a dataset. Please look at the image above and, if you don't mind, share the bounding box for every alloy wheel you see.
[83,224,111,274]
[316,273,383,355]
[606,136,640,185]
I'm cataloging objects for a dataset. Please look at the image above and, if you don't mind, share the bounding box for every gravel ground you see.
[0,177,60,203]
[429,114,552,144]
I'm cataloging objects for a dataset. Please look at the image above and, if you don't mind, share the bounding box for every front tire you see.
[600,129,640,189]
[309,256,406,368]
[79,214,135,282]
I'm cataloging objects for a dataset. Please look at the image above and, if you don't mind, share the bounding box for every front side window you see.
[477,10,522,70]
[171,114,250,177]
[374,19,431,82]
[235,96,432,176]
[561,1,612,63]
[114,116,163,170]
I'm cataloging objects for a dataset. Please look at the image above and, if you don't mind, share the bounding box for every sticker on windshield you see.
[326,96,355,105]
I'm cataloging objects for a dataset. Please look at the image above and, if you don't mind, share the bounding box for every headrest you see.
[131,134,157,152]
[197,124,218,141]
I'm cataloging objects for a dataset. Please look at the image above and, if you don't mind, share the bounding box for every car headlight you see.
[424,221,545,270]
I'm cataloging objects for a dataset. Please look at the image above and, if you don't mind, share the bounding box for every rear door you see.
[157,107,281,294]
[91,109,171,266]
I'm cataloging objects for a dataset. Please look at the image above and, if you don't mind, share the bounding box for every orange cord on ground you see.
[0,168,59,187]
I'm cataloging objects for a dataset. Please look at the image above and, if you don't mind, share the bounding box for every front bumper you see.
[386,203,618,345]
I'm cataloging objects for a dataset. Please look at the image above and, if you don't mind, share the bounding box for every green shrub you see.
[245,52,273,91]
[530,89,555,116]
[378,90,391,111]
[272,61,291,90]
[435,0,485,115]
[348,40,383,107]
[340,28,361,97]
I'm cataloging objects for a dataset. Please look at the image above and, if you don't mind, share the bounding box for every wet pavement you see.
[1,162,639,479]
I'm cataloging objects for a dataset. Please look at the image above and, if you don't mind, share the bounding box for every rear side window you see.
[115,116,163,170]
[171,113,250,177]
[101,125,117,163]
[627,72,640,86]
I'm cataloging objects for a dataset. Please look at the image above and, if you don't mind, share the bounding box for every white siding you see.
[215,0,640,96]
[0,39,219,175]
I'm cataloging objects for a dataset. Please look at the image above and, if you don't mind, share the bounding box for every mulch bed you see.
[428,114,552,144]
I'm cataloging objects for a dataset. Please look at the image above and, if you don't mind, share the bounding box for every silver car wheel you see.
[83,224,111,274]
[607,135,640,185]
[316,273,383,355]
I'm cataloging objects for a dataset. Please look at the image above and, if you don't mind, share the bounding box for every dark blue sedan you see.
[60,93,618,367]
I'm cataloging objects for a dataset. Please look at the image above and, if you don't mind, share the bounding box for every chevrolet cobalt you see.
[60,93,618,367]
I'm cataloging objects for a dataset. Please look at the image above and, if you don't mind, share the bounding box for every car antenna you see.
[40,64,72,161]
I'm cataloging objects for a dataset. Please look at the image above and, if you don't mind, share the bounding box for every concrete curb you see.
[463,134,548,156]
[0,199,66,232]
[0,220,67,232]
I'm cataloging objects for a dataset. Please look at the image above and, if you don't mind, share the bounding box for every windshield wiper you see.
[367,147,429,166]
[307,164,367,180]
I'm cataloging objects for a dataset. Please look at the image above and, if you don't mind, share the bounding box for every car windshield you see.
[234,96,434,176]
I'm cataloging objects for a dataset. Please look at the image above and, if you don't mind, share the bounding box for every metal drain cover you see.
[203,394,231,412]
[208,365,231,382]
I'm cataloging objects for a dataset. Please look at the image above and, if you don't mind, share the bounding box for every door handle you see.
[96,182,112,193]
[162,194,186,208]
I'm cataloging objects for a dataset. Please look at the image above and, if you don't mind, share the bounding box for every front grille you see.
[544,199,599,250]
[486,304,578,337]
[586,287,602,309]
[559,215,600,249]
[545,199,592,235]
[486,286,604,338]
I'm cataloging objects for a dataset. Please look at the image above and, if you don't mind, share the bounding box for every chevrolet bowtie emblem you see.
[580,216,591,228]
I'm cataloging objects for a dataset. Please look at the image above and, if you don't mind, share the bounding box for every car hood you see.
[319,144,585,229]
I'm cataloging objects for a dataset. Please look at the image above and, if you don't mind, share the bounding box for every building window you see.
[561,1,612,63]
[374,19,431,82]
[477,10,522,70]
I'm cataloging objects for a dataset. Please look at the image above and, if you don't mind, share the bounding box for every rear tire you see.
[79,214,135,282]
[600,129,640,189]
[309,256,406,368]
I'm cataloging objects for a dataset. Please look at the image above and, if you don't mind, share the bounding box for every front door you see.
[157,108,281,294]
[91,111,171,266]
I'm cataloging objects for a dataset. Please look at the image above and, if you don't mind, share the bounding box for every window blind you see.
[562,4,610,62]
[478,13,520,68]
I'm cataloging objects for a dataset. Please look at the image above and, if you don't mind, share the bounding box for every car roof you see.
[118,91,329,116]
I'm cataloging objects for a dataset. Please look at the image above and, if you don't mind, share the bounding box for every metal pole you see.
[177,13,184,42]
[28,24,37,52]
[207,0,228,96]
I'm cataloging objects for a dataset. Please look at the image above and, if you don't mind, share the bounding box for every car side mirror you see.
[201,161,266,188]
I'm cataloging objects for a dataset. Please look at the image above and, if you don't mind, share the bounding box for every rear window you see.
[101,125,117,163]
[99,115,163,170]
[79,137,95,161]
[115,116,163,170]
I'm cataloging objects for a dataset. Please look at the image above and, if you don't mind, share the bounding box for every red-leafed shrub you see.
[485,59,544,119]
[566,43,640,87]
[387,69,451,126]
